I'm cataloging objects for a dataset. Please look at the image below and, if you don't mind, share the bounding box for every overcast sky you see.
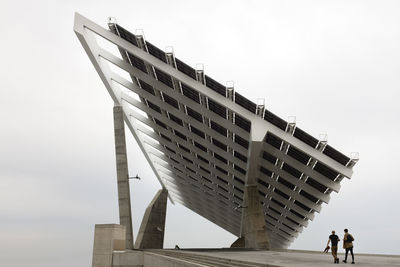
[1,0,400,266]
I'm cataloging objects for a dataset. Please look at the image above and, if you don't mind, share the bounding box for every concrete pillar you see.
[241,141,271,250]
[113,105,134,249]
[92,224,126,267]
[135,189,168,249]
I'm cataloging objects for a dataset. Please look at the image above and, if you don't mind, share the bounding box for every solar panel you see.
[313,162,339,181]
[194,141,207,152]
[234,113,251,132]
[138,79,155,95]
[299,190,318,203]
[145,41,167,63]
[210,121,227,137]
[234,151,248,163]
[266,213,278,222]
[212,138,227,151]
[234,164,246,175]
[154,118,167,129]
[287,146,311,165]
[183,156,193,164]
[293,127,319,148]
[234,92,257,114]
[286,216,300,226]
[190,126,205,138]
[160,133,171,142]
[265,132,283,150]
[234,176,245,185]
[205,75,226,97]
[264,109,287,131]
[282,163,302,179]
[290,209,305,220]
[260,166,273,177]
[154,68,174,88]
[271,198,285,208]
[186,166,196,173]
[127,52,147,73]
[175,58,197,79]
[208,98,226,119]
[170,157,179,164]
[323,145,350,166]
[269,206,282,215]
[214,153,228,164]
[174,130,187,141]
[234,186,244,194]
[282,223,295,232]
[114,24,138,47]
[306,177,327,193]
[274,188,290,199]
[263,151,277,164]
[234,134,249,149]
[294,201,311,212]
[186,107,203,122]
[168,112,183,126]
[179,144,190,153]
[147,101,161,113]
[198,156,210,165]
[234,194,243,201]
[216,165,228,175]
[165,146,176,154]
[162,93,179,109]
[278,177,295,190]
[181,83,200,103]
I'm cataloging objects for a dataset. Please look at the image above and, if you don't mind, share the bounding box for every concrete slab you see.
[171,249,400,267]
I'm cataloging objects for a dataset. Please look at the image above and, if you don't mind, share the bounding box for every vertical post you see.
[241,141,270,250]
[113,105,134,249]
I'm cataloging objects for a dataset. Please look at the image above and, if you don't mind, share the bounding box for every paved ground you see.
[178,249,400,267]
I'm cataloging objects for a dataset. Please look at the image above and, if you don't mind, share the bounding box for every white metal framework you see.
[74,13,358,249]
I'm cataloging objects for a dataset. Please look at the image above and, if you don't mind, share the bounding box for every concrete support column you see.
[135,189,168,249]
[113,105,134,249]
[241,141,270,250]
[92,224,126,267]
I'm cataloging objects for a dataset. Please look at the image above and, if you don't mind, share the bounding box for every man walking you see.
[343,228,355,264]
[327,230,340,263]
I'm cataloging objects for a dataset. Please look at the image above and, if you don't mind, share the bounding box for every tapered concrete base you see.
[242,184,271,250]
[135,189,168,249]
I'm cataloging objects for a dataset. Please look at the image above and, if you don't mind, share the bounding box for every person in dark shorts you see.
[343,228,355,264]
[327,230,340,263]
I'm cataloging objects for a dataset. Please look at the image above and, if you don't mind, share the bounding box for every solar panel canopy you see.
[74,13,358,249]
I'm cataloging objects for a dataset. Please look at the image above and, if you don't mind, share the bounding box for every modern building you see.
[74,13,358,253]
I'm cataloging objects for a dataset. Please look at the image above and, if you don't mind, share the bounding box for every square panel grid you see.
[257,130,349,248]
[109,23,255,236]
[75,15,356,249]
[107,22,355,247]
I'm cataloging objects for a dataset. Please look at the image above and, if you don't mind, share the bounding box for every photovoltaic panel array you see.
[75,15,357,249]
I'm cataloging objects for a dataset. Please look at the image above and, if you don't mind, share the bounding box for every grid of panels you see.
[82,20,358,249]
[256,129,349,248]
[110,23,252,236]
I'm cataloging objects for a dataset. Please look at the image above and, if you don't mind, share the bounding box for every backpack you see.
[346,234,354,242]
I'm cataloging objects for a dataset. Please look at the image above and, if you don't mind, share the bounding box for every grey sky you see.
[1,0,400,266]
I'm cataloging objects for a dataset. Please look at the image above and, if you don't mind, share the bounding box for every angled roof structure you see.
[74,13,358,249]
